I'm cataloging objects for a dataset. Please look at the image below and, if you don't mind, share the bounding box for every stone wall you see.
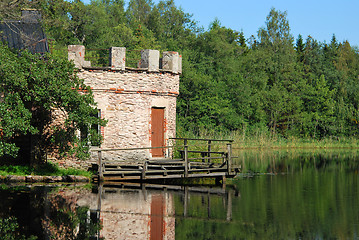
[80,70,179,163]
[51,45,182,168]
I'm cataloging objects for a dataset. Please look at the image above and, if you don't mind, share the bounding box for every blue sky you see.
[82,0,359,47]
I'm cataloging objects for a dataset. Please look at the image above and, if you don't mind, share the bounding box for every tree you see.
[148,0,197,50]
[126,0,153,26]
[258,8,293,48]
[295,34,305,62]
[301,75,335,138]
[0,0,42,20]
[0,44,105,164]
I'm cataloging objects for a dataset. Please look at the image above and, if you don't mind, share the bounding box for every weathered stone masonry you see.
[64,45,181,166]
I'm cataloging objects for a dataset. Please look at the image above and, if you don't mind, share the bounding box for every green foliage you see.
[5,1,359,144]
[0,44,106,162]
[0,217,37,240]
[0,161,92,177]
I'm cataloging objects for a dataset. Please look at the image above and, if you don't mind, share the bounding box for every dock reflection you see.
[88,183,239,240]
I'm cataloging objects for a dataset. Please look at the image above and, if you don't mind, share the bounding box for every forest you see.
[2,0,359,140]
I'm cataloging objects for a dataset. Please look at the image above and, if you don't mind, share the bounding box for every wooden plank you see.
[188,168,227,173]
[178,150,225,154]
[147,159,184,164]
[146,166,184,170]
[102,171,236,181]
[91,145,182,152]
[187,156,224,161]
[104,164,141,168]
[188,162,216,166]
[103,170,142,175]
[170,137,233,142]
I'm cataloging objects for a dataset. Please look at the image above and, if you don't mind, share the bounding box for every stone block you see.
[63,175,89,182]
[83,61,92,68]
[178,54,182,74]
[6,175,25,182]
[26,175,44,182]
[162,51,179,74]
[43,176,63,182]
[110,47,126,70]
[68,45,85,69]
[140,49,159,72]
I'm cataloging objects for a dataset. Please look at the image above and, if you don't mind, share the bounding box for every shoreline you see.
[0,175,90,183]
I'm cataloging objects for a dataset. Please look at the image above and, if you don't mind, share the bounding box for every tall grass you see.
[0,161,92,177]
[176,126,359,150]
[232,148,359,173]
[175,127,359,173]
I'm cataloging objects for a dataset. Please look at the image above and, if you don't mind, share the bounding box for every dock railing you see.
[92,138,235,182]
[170,138,234,177]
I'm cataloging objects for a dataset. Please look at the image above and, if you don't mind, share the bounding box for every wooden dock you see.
[92,138,240,183]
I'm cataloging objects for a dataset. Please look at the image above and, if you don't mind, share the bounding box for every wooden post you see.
[97,150,103,182]
[166,139,170,158]
[227,143,232,175]
[184,186,188,217]
[207,140,212,163]
[142,184,147,201]
[222,175,226,188]
[142,161,147,180]
[207,192,211,218]
[96,183,103,239]
[226,191,232,221]
[184,139,188,177]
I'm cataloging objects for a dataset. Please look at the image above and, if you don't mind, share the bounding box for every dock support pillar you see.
[97,150,103,182]
[207,140,212,163]
[142,161,147,180]
[226,191,232,221]
[184,139,188,177]
[184,186,188,217]
[227,143,232,175]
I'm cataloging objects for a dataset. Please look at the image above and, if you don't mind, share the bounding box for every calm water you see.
[1,150,359,239]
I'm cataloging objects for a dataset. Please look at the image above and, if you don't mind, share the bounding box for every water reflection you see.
[0,183,237,240]
[1,150,359,239]
[94,184,176,239]
[93,184,236,240]
[0,185,100,239]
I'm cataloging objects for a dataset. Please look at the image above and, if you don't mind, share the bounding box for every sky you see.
[82,0,359,47]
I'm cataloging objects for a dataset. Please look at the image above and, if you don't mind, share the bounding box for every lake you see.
[1,149,358,239]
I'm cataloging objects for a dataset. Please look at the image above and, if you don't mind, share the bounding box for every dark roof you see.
[0,10,49,54]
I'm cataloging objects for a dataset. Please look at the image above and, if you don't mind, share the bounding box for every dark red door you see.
[151,108,165,157]
[150,195,164,240]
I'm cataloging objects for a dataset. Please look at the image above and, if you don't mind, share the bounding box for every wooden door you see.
[151,108,165,157]
[150,195,164,240]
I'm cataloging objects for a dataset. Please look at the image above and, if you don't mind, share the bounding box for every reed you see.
[176,128,359,173]
[177,128,359,150]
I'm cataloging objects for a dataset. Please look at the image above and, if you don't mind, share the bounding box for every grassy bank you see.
[232,132,359,149]
[176,128,359,150]
[0,161,92,178]
[233,148,359,173]
[175,129,359,174]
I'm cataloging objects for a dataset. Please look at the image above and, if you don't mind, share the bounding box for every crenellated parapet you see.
[68,45,182,74]
[60,45,181,165]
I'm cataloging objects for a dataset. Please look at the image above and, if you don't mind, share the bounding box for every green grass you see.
[232,133,359,149]
[176,128,359,150]
[0,161,93,178]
